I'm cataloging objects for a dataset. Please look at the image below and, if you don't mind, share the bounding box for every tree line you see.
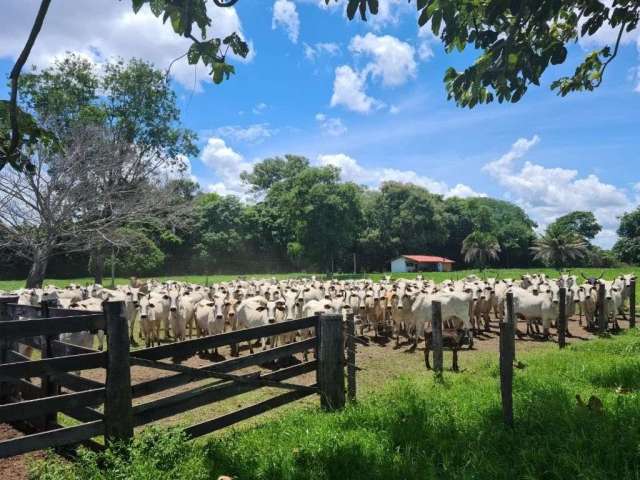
[1,54,639,286]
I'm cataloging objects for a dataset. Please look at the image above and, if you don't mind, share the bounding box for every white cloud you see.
[349,33,417,86]
[200,137,254,198]
[0,0,252,91]
[315,113,347,136]
[272,0,300,43]
[331,33,418,113]
[330,65,382,113]
[303,42,340,61]
[252,102,268,115]
[216,124,276,143]
[483,135,634,248]
[317,153,484,198]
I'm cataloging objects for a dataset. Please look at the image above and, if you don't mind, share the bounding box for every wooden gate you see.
[0,296,352,459]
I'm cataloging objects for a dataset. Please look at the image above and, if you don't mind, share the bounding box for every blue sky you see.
[1,0,639,247]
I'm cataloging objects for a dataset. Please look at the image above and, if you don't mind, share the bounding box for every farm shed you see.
[390,255,455,273]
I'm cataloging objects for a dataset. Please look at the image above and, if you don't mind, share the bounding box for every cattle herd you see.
[2,272,636,362]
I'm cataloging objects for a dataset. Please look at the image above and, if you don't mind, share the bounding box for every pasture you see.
[29,329,640,480]
[2,267,639,292]
[2,268,639,479]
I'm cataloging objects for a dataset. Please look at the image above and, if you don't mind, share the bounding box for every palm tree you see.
[530,230,588,270]
[461,231,501,271]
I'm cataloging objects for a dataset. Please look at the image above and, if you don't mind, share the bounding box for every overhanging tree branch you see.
[4,0,51,171]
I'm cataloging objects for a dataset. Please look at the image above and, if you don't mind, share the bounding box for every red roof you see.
[402,255,455,264]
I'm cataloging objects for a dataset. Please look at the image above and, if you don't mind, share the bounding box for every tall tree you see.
[461,231,501,271]
[1,0,247,172]
[531,228,589,270]
[548,211,602,241]
[613,207,640,264]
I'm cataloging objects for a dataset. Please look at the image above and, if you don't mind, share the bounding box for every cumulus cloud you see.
[331,33,418,113]
[315,113,347,136]
[330,65,382,113]
[272,0,300,43]
[303,42,340,61]
[216,124,276,143]
[0,0,252,91]
[483,135,634,247]
[200,137,254,198]
[317,153,484,198]
[350,33,417,86]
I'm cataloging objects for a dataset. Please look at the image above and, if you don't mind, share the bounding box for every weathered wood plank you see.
[6,350,104,391]
[500,292,516,428]
[630,279,636,329]
[131,316,317,362]
[52,339,98,356]
[104,301,133,443]
[558,287,567,349]
[133,360,316,426]
[346,313,356,403]
[0,351,106,379]
[431,301,443,379]
[0,388,105,422]
[11,378,103,422]
[184,385,318,439]
[317,314,344,411]
[0,420,104,459]
[131,356,318,393]
[130,337,316,397]
[0,314,105,339]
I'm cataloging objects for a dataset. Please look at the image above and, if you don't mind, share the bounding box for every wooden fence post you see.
[346,313,356,403]
[317,314,345,411]
[500,292,515,428]
[630,279,636,329]
[431,301,443,381]
[597,282,607,334]
[103,301,133,443]
[0,298,15,404]
[558,287,566,349]
[40,300,60,427]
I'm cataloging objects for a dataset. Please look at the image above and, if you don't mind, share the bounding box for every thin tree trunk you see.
[25,249,49,288]
[93,249,105,285]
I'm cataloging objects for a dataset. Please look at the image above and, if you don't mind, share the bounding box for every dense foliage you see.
[31,330,640,480]
[614,207,640,265]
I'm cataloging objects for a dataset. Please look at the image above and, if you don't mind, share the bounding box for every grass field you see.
[31,329,640,480]
[2,267,639,292]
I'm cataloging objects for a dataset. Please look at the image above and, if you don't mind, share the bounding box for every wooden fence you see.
[0,297,353,459]
[426,279,637,428]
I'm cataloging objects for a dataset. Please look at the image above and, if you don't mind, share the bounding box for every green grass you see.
[3,267,639,292]
[30,330,640,480]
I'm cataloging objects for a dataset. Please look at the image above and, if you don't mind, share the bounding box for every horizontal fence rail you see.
[0,351,106,379]
[0,388,105,423]
[0,308,349,460]
[0,314,105,339]
[131,316,318,361]
[132,360,317,427]
[0,421,104,459]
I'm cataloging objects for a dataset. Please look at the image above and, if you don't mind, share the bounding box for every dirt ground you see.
[0,313,630,479]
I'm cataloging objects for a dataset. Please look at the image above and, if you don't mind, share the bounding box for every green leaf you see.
[550,46,567,65]
[346,0,359,20]
[131,0,146,14]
